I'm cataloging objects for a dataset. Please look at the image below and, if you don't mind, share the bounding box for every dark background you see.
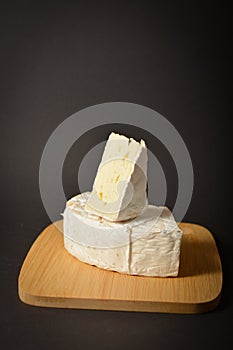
[1,1,232,349]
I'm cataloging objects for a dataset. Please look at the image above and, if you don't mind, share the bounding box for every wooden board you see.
[18,221,222,314]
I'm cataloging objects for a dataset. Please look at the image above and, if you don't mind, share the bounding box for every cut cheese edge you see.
[85,132,148,221]
[63,192,183,277]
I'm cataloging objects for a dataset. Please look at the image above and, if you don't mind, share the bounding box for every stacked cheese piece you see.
[63,132,183,277]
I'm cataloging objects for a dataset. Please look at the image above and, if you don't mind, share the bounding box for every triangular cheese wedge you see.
[85,132,148,221]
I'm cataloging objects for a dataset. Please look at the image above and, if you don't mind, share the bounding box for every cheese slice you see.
[85,132,148,221]
[63,192,183,277]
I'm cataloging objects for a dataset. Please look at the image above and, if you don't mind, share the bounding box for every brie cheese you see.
[63,192,183,277]
[85,132,148,221]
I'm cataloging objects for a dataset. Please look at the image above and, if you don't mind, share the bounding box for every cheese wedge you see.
[85,132,148,221]
[63,192,183,277]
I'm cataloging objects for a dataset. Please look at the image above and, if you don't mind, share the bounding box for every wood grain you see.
[18,221,222,313]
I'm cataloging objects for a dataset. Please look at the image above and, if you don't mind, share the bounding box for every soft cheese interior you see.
[64,192,183,277]
[85,132,148,221]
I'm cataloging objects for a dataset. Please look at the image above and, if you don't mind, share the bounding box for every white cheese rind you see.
[85,132,148,222]
[63,192,183,277]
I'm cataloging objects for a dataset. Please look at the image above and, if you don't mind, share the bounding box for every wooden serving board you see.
[18,221,222,314]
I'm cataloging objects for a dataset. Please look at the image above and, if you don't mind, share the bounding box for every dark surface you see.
[0,1,232,349]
